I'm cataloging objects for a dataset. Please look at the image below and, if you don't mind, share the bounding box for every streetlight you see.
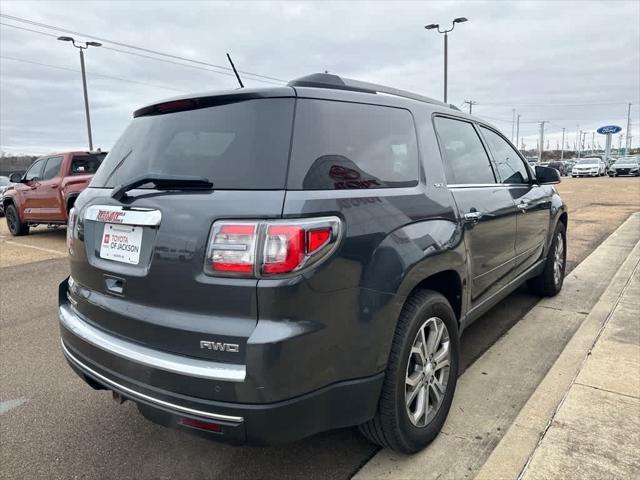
[424,17,468,103]
[57,36,102,151]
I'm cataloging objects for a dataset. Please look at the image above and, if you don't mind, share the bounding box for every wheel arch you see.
[405,270,463,322]
[66,193,79,213]
[2,195,16,210]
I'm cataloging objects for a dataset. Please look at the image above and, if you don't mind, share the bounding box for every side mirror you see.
[9,172,23,183]
[535,165,561,184]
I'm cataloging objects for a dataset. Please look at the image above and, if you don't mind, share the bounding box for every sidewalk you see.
[522,272,639,479]
[476,231,640,479]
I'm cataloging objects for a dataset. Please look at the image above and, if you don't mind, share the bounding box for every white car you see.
[571,158,606,177]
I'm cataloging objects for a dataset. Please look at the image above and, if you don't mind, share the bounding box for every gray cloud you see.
[1,0,639,155]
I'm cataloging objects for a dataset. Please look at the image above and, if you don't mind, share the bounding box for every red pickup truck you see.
[3,151,106,236]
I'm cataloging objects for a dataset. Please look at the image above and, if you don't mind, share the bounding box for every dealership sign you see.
[597,125,622,135]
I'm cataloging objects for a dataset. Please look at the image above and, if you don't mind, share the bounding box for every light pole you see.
[561,127,565,161]
[425,17,468,104]
[538,121,548,163]
[57,36,102,151]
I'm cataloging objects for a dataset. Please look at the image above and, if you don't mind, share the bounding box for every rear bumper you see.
[59,300,384,445]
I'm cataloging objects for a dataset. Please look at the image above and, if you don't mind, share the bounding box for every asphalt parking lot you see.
[1,176,639,480]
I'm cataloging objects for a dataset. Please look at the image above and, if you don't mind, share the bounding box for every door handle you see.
[463,211,482,224]
[517,200,530,210]
[51,184,59,189]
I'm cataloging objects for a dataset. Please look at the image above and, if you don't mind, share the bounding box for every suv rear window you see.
[71,153,106,175]
[91,98,295,189]
[287,99,419,190]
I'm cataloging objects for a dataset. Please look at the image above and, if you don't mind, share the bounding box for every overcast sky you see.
[1,0,639,155]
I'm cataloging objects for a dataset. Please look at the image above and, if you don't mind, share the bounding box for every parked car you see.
[59,73,567,454]
[608,156,640,177]
[547,161,568,176]
[571,157,606,177]
[564,159,577,172]
[0,175,13,216]
[3,151,106,235]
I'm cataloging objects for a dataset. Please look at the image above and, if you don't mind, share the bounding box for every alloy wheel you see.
[6,208,17,234]
[405,317,451,427]
[553,232,565,286]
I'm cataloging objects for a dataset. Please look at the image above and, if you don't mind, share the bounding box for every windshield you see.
[91,98,295,190]
[577,159,599,165]
[615,157,639,165]
[0,176,9,186]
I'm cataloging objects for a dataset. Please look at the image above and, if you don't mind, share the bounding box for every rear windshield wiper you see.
[111,174,214,201]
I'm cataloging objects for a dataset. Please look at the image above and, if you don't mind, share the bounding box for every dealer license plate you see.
[100,223,143,265]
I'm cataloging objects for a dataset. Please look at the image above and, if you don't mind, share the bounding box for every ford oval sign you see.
[597,125,622,135]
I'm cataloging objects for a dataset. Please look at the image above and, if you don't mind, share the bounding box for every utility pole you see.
[577,130,583,159]
[538,121,548,162]
[511,109,516,142]
[516,114,521,150]
[463,100,477,114]
[625,103,632,154]
[561,127,566,161]
[575,125,580,153]
[618,134,623,155]
[591,132,595,154]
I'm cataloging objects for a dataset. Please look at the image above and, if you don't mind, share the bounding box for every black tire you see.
[5,204,29,236]
[359,289,459,453]
[528,221,566,297]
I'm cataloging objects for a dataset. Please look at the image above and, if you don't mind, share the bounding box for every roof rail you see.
[288,73,460,110]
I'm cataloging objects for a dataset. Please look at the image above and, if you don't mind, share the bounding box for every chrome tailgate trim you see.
[61,340,243,423]
[59,303,246,382]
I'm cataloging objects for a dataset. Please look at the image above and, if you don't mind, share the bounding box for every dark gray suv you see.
[59,73,567,453]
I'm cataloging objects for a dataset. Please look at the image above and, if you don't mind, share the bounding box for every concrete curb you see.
[354,213,640,480]
[475,221,640,479]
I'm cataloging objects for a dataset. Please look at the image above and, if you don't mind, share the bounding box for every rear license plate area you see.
[99,223,143,265]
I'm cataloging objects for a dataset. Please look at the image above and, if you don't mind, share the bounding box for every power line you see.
[0,21,58,38]
[478,114,538,124]
[477,100,638,107]
[0,55,188,93]
[0,14,288,84]
[0,21,283,86]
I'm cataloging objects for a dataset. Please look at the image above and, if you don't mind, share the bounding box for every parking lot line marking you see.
[0,397,28,415]
[2,240,66,256]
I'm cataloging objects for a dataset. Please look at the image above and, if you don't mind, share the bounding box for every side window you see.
[288,99,419,190]
[433,117,496,184]
[480,127,530,184]
[42,156,63,180]
[24,159,45,181]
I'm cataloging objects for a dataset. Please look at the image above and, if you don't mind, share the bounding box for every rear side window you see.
[91,99,295,189]
[42,156,63,180]
[433,117,496,185]
[288,100,419,190]
[71,153,106,175]
[480,127,530,184]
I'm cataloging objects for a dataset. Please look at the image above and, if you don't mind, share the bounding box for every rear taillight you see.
[263,225,305,274]
[206,222,258,275]
[204,217,341,278]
